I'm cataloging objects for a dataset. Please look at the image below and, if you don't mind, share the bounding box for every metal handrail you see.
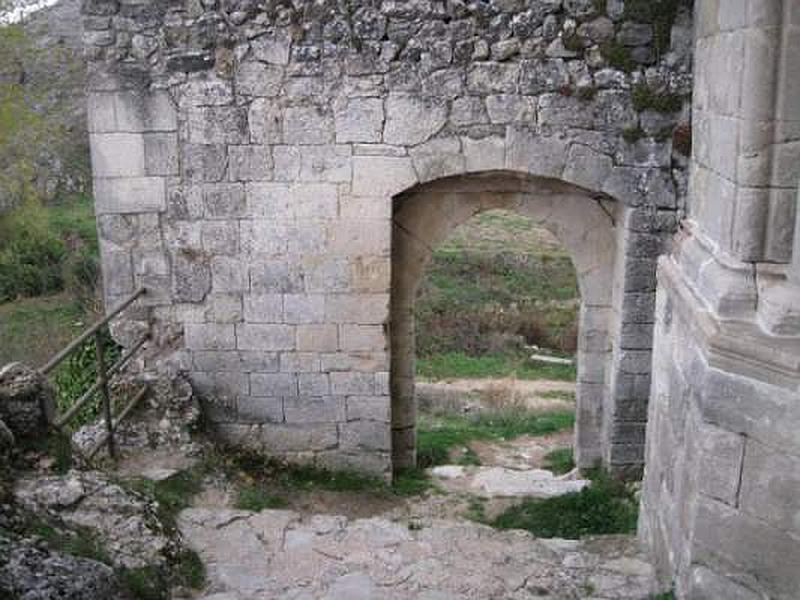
[39,286,150,460]
[40,286,146,375]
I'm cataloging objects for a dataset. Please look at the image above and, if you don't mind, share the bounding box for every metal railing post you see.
[94,331,116,459]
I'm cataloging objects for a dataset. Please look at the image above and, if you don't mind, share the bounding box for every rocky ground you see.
[1,372,657,599]
[179,509,655,600]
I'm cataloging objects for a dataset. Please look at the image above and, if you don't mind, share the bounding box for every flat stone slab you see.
[178,508,657,599]
[430,465,590,498]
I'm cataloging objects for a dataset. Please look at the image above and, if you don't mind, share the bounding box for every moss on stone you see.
[600,40,637,73]
[624,0,688,56]
[622,125,646,144]
[631,84,684,113]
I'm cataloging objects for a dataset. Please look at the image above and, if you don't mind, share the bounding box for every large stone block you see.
[383,94,447,145]
[351,156,417,197]
[330,372,375,396]
[284,395,344,423]
[296,324,338,352]
[340,420,391,451]
[250,373,297,397]
[243,294,283,323]
[90,133,145,177]
[235,62,283,97]
[143,133,179,176]
[236,324,295,351]
[340,324,386,352]
[184,324,236,350]
[335,98,384,143]
[94,177,166,214]
[738,438,800,531]
[283,106,334,145]
[237,396,284,423]
[192,351,278,373]
[692,497,800,599]
[283,294,325,324]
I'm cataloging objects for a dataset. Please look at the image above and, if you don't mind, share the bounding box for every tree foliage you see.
[0,4,87,211]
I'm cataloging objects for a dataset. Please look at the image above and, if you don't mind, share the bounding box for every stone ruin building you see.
[82,0,799,597]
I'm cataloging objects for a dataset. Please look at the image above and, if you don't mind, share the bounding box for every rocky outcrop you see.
[0,533,123,600]
[0,363,55,439]
[14,469,173,570]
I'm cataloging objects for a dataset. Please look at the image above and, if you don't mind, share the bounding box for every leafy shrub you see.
[492,472,639,538]
[53,329,122,429]
[0,196,98,303]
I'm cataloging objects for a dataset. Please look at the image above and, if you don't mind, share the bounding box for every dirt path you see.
[416,377,576,414]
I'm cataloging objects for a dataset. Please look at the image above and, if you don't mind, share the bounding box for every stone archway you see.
[389,171,620,473]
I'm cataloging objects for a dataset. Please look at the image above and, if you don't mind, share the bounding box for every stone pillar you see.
[641,2,800,597]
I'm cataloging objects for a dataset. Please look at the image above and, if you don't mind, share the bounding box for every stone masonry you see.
[640,2,800,598]
[83,0,691,480]
[83,1,800,597]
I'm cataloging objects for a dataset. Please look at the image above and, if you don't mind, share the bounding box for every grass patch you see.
[27,517,111,564]
[416,209,579,361]
[417,352,576,382]
[417,410,575,468]
[465,497,488,523]
[223,448,435,501]
[118,566,168,600]
[174,549,206,590]
[0,195,98,304]
[492,472,639,539]
[543,448,575,475]
[234,483,288,511]
[539,390,576,402]
[126,469,204,531]
[0,292,86,366]
[392,468,434,496]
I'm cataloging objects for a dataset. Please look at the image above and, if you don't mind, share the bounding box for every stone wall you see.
[640,1,800,597]
[82,0,692,476]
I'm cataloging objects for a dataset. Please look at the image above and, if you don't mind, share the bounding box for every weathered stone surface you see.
[0,362,55,438]
[0,534,122,599]
[178,508,656,599]
[15,470,172,569]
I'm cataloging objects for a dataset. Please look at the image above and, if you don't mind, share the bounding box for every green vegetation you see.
[622,124,647,144]
[417,352,576,382]
[650,592,675,600]
[631,84,684,114]
[600,40,637,73]
[17,431,74,474]
[539,390,576,402]
[624,0,688,56]
[234,484,289,511]
[0,293,85,366]
[0,195,99,303]
[118,566,168,600]
[174,549,207,590]
[417,410,575,468]
[28,517,110,564]
[465,497,488,523]
[492,472,639,538]
[543,447,575,475]
[0,18,87,211]
[126,469,205,531]
[52,328,122,430]
[416,210,579,372]
[222,447,434,503]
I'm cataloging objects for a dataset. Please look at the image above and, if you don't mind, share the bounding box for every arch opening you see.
[390,172,620,475]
